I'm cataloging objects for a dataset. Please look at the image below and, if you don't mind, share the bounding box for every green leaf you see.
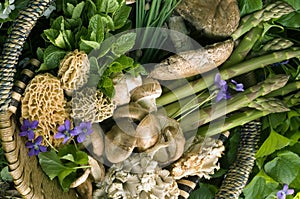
[52,16,64,30]
[238,0,263,17]
[111,32,136,56]
[243,171,278,199]
[277,11,300,28]
[291,172,300,188]
[189,183,217,199]
[66,3,75,17]
[282,0,300,10]
[60,154,75,162]
[256,129,291,158]
[88,14,104,43]
[101,15,115,32]
[54,31,67,49]
[264,151,300,184]
[38,150,75,180]
[44,29,60,44]
[113,3,131,29]
[74,151,88,165]
[38,45,66,71]
[57,145,76,158]
[294,192,300,199]
[59,172,77,192]
[72,1,85,19]
[0,166,12,182]
[269,113,287,129]
[100,0,119,13]
[36,47,44,61]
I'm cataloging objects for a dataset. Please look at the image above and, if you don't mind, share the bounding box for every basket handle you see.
[0,0,53,112]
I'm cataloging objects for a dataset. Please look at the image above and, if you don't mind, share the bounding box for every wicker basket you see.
[0,1,261,198]
[0,0,77,198]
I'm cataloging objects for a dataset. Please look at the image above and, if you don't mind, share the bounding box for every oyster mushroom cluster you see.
[170,134,226,180]
[104,78,185,166]
[93,153,180,199]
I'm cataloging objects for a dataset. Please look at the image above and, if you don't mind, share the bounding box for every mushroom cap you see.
[113,102,149,122]
[58,49,90,95]
[130,78,162,101]
[21,73,70,146]
[145,114,185,166]
[135,114,160,152]
[105,119,137,163]
[176,0,240,38]
[130,78,162,111]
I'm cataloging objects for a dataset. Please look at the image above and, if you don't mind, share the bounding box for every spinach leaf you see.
[238,0,263,17]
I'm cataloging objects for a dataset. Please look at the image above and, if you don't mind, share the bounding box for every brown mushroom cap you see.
[105,119,137,163]
[130,78,162,111]
[176,0,240,38]
[113,102,149,122]
[135,114,160,152]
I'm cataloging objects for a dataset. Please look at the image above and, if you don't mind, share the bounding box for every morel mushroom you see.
[176,0,240,38]
[94,154,180,199]
[69,87,116,123]
[21,73,70,146]
[171,135,226,180]
[58,49,90,96]
[149,39,234,80]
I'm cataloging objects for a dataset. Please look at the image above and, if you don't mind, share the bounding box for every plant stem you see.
[265,81,300,97]
[156,48,300,106]
[196,91,296,137]
[222,25,263,69]
[179,75,289,132]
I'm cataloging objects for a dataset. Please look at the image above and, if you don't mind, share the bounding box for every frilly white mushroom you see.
[170,135,226,180]
[130,78,162,112]
[93,154,180,199]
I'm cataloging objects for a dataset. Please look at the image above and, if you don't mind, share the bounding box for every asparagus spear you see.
[222,25,264,68]
[196,92,297,137]
[232,1,294,40]
[156,48,300,106]
[180,75,289,132]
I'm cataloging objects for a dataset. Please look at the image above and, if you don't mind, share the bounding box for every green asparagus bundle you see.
[232,1,294,40]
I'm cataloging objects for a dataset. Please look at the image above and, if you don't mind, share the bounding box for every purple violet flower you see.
[277,184,294,199]
[231,79,244,92]
[72,122,93,143]
[19,119,38,140]
[214,73,231,102]
[25,136,47,156]
[54,120,73,144]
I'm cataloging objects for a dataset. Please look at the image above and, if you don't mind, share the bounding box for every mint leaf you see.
[243,171,278,199]
[264,151,300,184]
[38,45,66,71]
[44,29,60,44]
[113,3,131,29]
[111,32,136,56]
[238,0,263,17]
[256,129,291,158]
[100,0,119,13]
[38,150,75,180]
[72,1,85,19]
[36,47,44,62]
[88,14,104,43]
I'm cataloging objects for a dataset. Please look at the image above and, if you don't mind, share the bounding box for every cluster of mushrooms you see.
[19,0,244,198]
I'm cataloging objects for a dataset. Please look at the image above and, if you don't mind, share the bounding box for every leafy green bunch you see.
[37,0,144,98]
